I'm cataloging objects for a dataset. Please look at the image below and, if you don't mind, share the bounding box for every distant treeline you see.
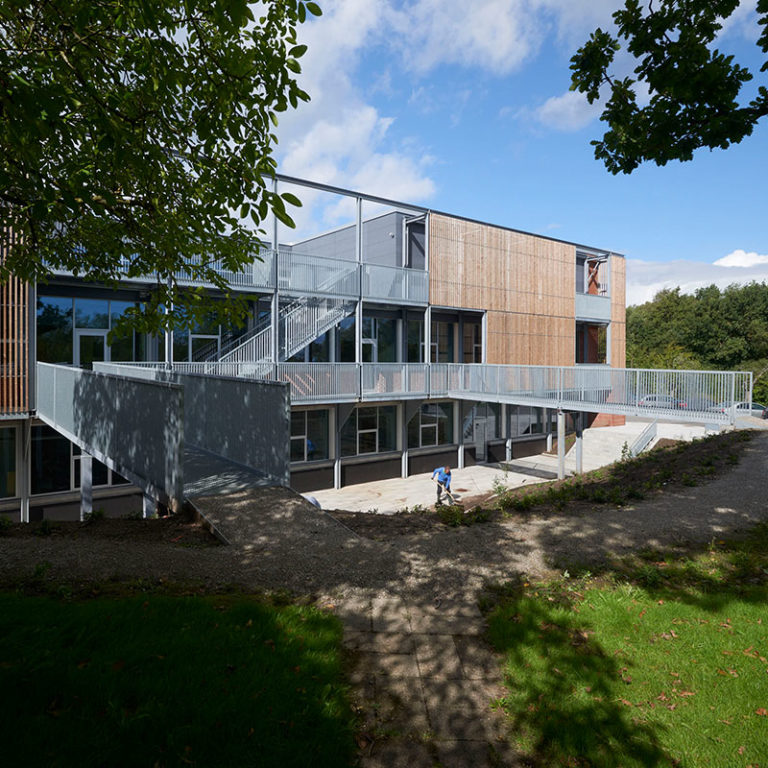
[627,282,768,402]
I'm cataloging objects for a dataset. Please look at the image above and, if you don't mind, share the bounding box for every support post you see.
[575,412,583,475]
[271,176,280,365]
[142,494,157,519]
[505,438,512,462]
[557,409,565,480]
[80,453,93,521]
[457,443,465,470]
[546,432,553,453]
[20,419,31,523]
[164,274,173,369]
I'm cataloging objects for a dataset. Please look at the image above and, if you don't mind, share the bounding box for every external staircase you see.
[199,258,358,370]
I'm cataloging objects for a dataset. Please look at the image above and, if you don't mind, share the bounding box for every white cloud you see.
[626,257,768,306]
[714,249,768,268]
[535,90,602,131]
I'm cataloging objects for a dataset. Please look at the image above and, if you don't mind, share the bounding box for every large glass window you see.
[462,403,500,443]
[290,410,329,462]
[30,425,132,495]
[407,319,423,362]
[30,425,71,494]
[431,320,455,363]
[74,298,109,329]
[1,427,16,498]
[37,296,73,363]
[509,407,553,437]
[408,403,454,448]
[462,322,482,363]
[340,406,397,457]
[338,316,355,362]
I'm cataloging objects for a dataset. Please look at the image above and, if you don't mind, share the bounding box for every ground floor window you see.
[408,402,454,448]
[290,409,329,462]
[509,406,550,437]
[1,426,16,498]
[462,403,500,443]
[340,405,397,457]
[30,425,130,495]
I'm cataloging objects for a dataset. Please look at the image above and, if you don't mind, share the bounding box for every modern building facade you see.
[2,175,629,521]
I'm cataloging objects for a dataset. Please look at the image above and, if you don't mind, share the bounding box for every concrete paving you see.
[305,419,712,514]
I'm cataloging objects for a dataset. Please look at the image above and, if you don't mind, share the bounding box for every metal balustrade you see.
[47,248,427,303]
[102,362,751,424]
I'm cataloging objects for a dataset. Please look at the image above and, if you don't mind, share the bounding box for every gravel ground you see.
[1,433,766,603]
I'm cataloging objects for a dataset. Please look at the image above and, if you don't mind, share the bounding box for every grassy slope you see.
[487,526,768,767]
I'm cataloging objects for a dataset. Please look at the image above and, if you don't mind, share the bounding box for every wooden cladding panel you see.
[1,257,30,416]
[429,213,576,366]
[610,255,626,368]
[610,255,626,325]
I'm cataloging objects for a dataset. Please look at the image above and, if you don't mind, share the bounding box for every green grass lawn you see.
[0,591,356,767]
[487,526,768,767]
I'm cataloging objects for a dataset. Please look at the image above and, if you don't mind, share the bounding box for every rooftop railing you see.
[100,362,752,423]
[47,249,429,305]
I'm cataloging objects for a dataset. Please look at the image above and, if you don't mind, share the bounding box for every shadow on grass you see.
[0,592,356,768]
[486,577,675,767]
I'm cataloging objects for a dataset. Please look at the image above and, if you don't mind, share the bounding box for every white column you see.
[557,409,565,480]
[457,443,465,470]
[575,413,584,475]
[20,420,31,524]
[142,494,157,519]
[80,453,93,521]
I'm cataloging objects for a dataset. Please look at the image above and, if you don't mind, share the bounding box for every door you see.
[75,330,109,369]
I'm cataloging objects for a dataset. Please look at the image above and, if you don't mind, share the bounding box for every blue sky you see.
[274,0,768,305]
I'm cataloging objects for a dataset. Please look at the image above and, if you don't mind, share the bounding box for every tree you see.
[0,0,321,335]
[570,0,768,174]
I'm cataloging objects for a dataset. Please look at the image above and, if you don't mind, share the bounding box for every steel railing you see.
[102,362,752,423]
[47,248,427,303]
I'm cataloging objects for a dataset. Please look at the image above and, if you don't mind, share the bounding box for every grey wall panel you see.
[169,373,290,486]
[36,363,184,505]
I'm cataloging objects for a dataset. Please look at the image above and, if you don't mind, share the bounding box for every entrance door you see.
[75,330,108,369]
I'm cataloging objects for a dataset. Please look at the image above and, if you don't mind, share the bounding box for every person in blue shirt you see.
[431,465,452,504]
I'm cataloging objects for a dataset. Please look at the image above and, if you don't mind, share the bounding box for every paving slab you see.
[372,595,412,633]
[413,634,464,679]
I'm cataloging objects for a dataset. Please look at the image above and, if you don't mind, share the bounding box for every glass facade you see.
[37,295,144,366]
[407,402,454,448]
[340,405,397,457]
[30,425,128,495]
[0,427,16,498]
[290,409,329,462]
[37,296,73,363]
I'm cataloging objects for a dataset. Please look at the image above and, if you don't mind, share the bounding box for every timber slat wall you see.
[610,255,626,367]
[1,242,31,416]
[429,214,576,366]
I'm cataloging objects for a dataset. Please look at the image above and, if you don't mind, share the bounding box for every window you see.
[30,425,132,495]
[407,319,423,362]
[462,322,482,363]
[462,403,499,442]
[37,295,143,365]
[37,296,73,363]
[407,403,454,448]
[431,320,455,363]
[340,406,397,457]
[290,410,329,462]
[1,427,16,498]
[576,323,607,364]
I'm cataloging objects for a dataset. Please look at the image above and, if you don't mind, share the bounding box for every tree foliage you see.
[627,282,768,401]
[570,0,768,174]
[0,0,321,334]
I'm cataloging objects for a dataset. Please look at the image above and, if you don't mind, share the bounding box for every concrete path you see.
[333,591,518,767]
